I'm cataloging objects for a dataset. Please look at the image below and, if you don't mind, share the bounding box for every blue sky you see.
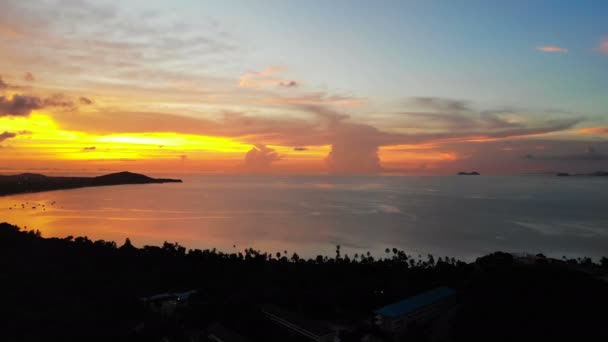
[167,0,608,113]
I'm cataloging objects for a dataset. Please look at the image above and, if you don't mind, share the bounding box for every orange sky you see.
[1,0,607,175]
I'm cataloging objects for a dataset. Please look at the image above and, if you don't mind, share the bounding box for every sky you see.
[1,0,607,175]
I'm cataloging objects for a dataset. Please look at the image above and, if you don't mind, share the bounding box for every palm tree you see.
[291,253,300,263]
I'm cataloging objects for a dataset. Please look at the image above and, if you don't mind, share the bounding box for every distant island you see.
[457,171,480,175]
[556,171,608,177]
[0,171,182,196]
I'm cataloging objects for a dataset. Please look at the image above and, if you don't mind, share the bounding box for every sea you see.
[2,174,607,261]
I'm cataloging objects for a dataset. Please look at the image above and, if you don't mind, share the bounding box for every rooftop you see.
[375,287,456,318]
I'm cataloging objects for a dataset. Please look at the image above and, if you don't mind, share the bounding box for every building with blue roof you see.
[374,287,456,333]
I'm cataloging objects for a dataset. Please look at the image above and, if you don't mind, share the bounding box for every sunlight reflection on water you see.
[2,175,607,261]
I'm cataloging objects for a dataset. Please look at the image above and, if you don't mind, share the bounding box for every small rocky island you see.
[457,171,480,175]
[0,171,182,196]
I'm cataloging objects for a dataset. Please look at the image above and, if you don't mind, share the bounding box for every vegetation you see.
[0,171,182,196]
[1,222,607,341]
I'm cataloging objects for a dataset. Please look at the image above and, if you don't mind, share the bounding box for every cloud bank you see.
[244,144,281,171]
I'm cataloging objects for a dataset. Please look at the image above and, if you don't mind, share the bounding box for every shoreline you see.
[2,221,607,341]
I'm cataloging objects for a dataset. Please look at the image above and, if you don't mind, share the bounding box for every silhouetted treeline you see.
[1,222,607,342]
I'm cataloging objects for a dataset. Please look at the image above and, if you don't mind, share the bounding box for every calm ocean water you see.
[2,175,607,261]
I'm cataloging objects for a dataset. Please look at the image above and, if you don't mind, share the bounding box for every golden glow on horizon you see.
[1,112,461,171]
[1,112,330,165]
[578,127,608,135]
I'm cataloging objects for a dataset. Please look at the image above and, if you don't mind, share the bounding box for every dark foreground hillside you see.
[1,222,607,342]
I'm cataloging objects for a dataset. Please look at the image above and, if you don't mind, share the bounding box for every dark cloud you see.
[410,97,471,112]
[279,81,298,88]
[400,97,582,142]
[82,146,96,152]
[24,72,34,82]
[244,145,281,171]
[293,147,308,151]
[404,111,521,132]
[79,96,93,105]
[0,95,43,116]
[478,118,581,140]
[0,131,17,142]
[402,101,567,134]
[0,77,7,90]
[0,93,76,116]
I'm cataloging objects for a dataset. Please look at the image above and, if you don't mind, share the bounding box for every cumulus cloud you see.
[536,46,568,53]
[79,96,94,105]
[325,125,382,174]
[0,131,17,142]
[82,146,96,152]
[299,105,394,174]
[244,144,281,171]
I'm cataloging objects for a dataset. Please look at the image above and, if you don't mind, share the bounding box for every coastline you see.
[0,171,182,197]
[2,221,607,341]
